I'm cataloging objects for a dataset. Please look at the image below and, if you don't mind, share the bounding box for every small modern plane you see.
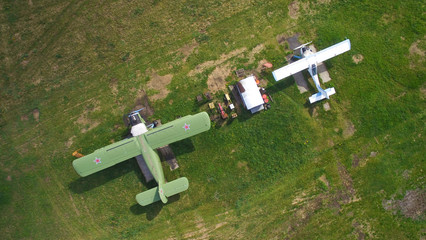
[272,39,351,103]
[72,110,211,206]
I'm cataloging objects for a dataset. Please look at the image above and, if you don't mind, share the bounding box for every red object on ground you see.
[218,103,228,119]
[255,79,260,85]
[263,62,273,68]
[262,94,267,99]
[264,98,269,103]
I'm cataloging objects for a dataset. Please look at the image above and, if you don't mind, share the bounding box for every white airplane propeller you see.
[293,41,312,51]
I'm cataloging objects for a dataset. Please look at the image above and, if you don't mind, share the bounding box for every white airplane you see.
[272,39,351,103]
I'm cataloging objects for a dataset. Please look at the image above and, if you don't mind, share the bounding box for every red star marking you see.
[183,123,190,131]
[94,158,101,164]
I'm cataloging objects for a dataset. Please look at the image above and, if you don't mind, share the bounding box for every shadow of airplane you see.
[168,138,195,156]
[129,194,181,220]
[68,160,134,194]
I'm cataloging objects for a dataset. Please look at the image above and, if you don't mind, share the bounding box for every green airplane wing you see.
[145,112,211,149]
[72,137,141,177]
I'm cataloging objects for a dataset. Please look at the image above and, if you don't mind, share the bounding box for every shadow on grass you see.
[226,115,237,125]
[265,77,294,96]
[303,95,329,116]
[69,157,181,221]
[303,99,314,108]
[234,110,254,123]
[129,194,181,220]
[169,138,195,157]
[68,160,134,194]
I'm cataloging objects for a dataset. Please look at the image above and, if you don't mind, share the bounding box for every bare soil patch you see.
[288,1,300,19]
[392,91,406,100]
[32,108,40,122]
[189,47,246,76]
[189,46,261,94]
[182,217,217,240]
[133,89,154,118]
[292,191,310,205]
[75,102,100,133]
[409,39,425,68]
[33,77,42,85]
[256,59,268,72]
[398,189,425,220]
[409,40,425,56]
[276,33,291,45]
[110,78,118,96]
[352,220,375,240]
[285,193,325,238]
[323,102,331,111]
[337,162,361,204]
[178,39,198,62]
[402,169,412,179]
[318,174,330,188]
[146,70,173,100]
[20,60,29,67]
[12,33,21,42]
[352,54,364,64]
[301,1,315,16]
[383,189,426,220]
[258,78,268,88]
[22,164,35,173]
[207,64,232,93]
[288,0,329,20]
[76,115,99,133]
[66,136,75,148]
[69,193,80,216]
[343,119,356,138]
[247,44,265,64]
[421,83,426,99]
[381,13,396,25]
[352,154,364,168]
[237,161,249,171]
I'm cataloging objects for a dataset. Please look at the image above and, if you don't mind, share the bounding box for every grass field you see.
[0,0,425,239]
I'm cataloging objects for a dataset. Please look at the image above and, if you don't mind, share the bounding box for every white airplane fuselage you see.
[299,47,329,99]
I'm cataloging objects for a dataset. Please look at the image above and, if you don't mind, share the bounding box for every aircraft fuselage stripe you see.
[146,125,174,136]
[106,140,134,151]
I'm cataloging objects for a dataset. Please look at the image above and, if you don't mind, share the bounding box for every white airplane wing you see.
[272,39,351,82]
[272,57,310,81]
[314,39,351,63]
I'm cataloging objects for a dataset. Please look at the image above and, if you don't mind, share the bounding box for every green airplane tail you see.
[135,177,189,206]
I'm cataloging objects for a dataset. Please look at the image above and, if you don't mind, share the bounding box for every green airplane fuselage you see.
[137,135,168,202]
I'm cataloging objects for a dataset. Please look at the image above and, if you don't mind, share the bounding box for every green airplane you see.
[72,111,211,206]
